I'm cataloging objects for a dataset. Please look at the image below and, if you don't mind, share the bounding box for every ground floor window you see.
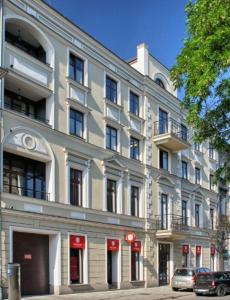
[182,245,189,267]
[70,235,85,284]
[196,245,202,267]
[131,241,141,281]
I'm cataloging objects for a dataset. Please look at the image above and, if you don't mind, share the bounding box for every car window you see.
[214,273,225,280]
[224,272,230,279]
[174,269,194,276]
[197,274,213,281]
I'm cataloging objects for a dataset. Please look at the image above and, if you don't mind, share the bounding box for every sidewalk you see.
[22,286,193,300]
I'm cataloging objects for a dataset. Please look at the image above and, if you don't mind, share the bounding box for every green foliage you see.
[171,0,230,182]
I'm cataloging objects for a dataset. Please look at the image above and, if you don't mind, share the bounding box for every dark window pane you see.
[106,76,117,103]
[70,168,82,206]
[130,91,139,116]
[70,108,84,138]
[107,179,116,213]
[160,150,168,170]
[106,126,117,151]
[69,53,84,84]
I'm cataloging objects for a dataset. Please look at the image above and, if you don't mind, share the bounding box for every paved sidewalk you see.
[22,286,194,300]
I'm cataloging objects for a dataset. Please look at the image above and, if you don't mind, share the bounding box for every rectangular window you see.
[106,76,117,103]
[69,53,84,84]
[195,204,200,227]
[70,169,82,206]
[130,91,139,116]
[3,152,46,200]
[210,208,214,229]
[181,124,188,141]
[131,186,139,217]
[131,251,140,281]
[194,142,201,152]
[106,126,117,151]
[195,167,201,185]
[160,150,168,170]
[70,108,84,138]
[130,137,140,160]
[210,174,215,190]
[209,144,214,159]
[159,109,168,134]
[161,194,168,229]
[182,200,187,225]
[70,248,83,284]
[182,161,188,180]
[107,179,116,213]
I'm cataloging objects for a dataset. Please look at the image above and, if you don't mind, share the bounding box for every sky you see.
[47,0,188,96]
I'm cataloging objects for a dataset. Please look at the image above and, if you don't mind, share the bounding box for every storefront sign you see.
[131,241,141,252]
[124,232,136,243]
[24,254,32,260]
[210,244,215,256]
[70,235,85,249]
[182,244,189,254]
[196,245,202,256]
[107,239,119,251]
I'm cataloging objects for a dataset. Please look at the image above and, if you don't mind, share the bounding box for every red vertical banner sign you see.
[182,244,189,254]
[107,239,119,251]
[196,245,202,256]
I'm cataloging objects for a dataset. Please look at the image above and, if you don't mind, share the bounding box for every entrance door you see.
[13,232,49,296]
[107,250,113,285]
[158,243,170,286]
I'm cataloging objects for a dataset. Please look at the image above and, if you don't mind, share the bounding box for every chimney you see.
[137,43,149,76]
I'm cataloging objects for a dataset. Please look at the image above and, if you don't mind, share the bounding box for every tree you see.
[170,0,230,182]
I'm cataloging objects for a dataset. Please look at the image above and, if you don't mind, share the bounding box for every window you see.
[69,235,85,284]
[130,91,139,116]
[160,150,168,171]
[106,76,117,103]
[210,174,215,190]
[210,208,214,229]
[194,142,201,152]
[159,109,168,134]
[181,124,188,141]
[196,246,201,268]
[130,137,139,160]
[155,78,165,89]
[70,108,84,138]
[195,167,201,185]
[69,53,84,84]
[195,204,200,227]
[160,194,168,229]
[106,126,117,151]
[131,251,140,281]
[182,161,188,180]
[3,152,46,200]
[131,186,139,217]
[182,200,187,225]
[70,169,82,206]
[107,179,117,213]
[209,144,214,159]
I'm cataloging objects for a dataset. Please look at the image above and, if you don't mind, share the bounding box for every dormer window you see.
[155,78,165,89]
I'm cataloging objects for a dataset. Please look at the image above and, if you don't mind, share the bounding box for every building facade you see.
[0,0,229,297]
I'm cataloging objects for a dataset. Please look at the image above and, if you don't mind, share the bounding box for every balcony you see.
[3,184,49,201]
[153,118,190,151]
[155,214,191,240]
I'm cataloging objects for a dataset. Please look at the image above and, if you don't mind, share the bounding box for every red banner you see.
[131,241,141,252]
[107,239,119,251]
[70,235,85,249]
[210,244,215,256]
[182,244,189,254]
[196,245,202,256]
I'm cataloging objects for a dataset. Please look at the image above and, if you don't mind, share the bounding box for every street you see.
[22,286,230,300]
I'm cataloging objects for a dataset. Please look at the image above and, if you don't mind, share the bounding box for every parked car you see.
[171,267,211,291]
[194,272,230,296]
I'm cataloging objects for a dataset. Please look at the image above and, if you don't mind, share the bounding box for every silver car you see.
[171,267,211,291]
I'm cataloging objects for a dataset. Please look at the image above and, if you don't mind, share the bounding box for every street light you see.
[0,67,8,79]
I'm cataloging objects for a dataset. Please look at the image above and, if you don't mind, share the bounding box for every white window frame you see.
[181,243,191,268]
[127,178,144,218]
[104,71,121,106]
[68,232,88,285]
[67,104,88,140]
[195,244,203,268]
[129,239,144,282]
[67,48,89,87]
[158,147,171,172]
[105,122,121,153]
[128,87,143,118]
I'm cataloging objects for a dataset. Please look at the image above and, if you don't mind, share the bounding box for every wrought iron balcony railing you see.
[3,183,49,201]
[155,214,190,231]
[153,118,189,142]
[4,103,49,124]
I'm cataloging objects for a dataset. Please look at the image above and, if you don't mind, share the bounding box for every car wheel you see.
[216,285,226,297]
[172,287,178,291]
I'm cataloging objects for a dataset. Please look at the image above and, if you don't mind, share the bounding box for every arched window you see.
[155,78,165,89]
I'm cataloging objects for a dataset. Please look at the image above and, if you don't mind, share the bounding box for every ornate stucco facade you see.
[0,0,229,297]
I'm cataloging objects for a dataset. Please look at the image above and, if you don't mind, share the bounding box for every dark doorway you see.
[158,243,170,286]
[13,232,49,296]
[107,250,113,285]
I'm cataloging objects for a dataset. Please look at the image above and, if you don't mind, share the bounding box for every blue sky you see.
[48,0,188,68]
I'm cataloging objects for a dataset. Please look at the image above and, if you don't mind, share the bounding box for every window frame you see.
[195,167,201,185]
[106,125,117,151]
[69,53,84,85]
[130,136,140,160]
[69,108,84,138]
[130,186,139,217]
[195,204,200,227]
[70,168,83,207]
[182,161,188,180]
[159,149,169,171]
[107,178,117,213]
[106,75,117,104]
[129,91,139,116]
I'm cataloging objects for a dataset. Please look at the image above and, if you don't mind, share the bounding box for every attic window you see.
[155,78,165,89]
